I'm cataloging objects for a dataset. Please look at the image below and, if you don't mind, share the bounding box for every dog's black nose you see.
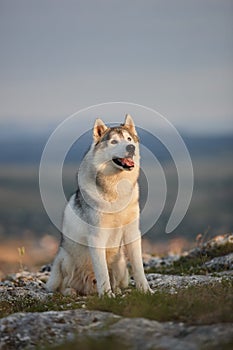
[126,144,135,154]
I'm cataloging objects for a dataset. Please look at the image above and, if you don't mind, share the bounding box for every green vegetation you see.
[44,336,130,350]
[146,242,233,275]
[202,341,233,350]
[0,293,82,319]
[1,280,232,325]
[86,280,233,325]
[43,333,233,350]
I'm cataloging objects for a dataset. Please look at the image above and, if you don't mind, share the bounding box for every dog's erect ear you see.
[93,118,108,142]
[124,114,137,135]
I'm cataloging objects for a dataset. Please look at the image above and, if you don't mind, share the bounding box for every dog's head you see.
[92,114,139,172]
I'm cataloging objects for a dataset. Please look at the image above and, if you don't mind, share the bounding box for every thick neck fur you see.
[78,150,139,210]
[95,165,139,202]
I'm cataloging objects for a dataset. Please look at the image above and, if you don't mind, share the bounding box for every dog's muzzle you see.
[112,144,136,171]
[112,157,135,170]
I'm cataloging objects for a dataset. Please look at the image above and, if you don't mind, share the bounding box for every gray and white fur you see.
[46,114,152,296]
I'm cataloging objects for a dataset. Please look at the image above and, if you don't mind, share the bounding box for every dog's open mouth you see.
[112,157,135,170]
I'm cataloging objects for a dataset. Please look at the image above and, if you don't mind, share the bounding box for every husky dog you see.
[46,114,152,296]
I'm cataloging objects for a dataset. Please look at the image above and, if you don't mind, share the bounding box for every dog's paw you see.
[147,287,155,294]
[107,291,116,298]
[99,289,115,298]
[136,281,154,294]
[113,287,122,295]
[141,287,154,295]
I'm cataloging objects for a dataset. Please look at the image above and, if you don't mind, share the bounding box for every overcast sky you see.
[0,0,233,134]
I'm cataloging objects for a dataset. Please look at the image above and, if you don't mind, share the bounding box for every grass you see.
[146,242,233,275]
[43,336,130,350]
[0,278,232,350]
[43,333,233,350]
[42,338,233,350]
[1,280,232,324]
[86,280,233,325]
[0,293,83,319]
[202,341,233,350]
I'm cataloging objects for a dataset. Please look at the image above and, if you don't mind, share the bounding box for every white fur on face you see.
[93,129,139,171]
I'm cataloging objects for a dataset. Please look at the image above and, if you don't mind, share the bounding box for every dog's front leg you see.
[125,233,152,293]
[88,244,113,297]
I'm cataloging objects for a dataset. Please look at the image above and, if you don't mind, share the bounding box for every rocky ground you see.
[1,309,233,350]
[0,234,233,350]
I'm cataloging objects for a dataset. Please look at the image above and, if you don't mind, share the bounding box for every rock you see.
[143,254,180,270]
[0,270,50,304]
[0,309,232,350]
[143,233,233,274]
[0,233,232,349]
[0,286,49,305]
[108,319,233,350]
[0,270,50,289]
[184,233,233,259]
[0,309,120,350]
[146,273,232,293]
[205,233,233,248]
[203,253,233,271]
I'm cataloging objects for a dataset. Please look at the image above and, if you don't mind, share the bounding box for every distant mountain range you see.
[0,128,233,164]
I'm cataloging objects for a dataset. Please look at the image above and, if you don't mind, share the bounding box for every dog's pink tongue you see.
[121,158,134,167]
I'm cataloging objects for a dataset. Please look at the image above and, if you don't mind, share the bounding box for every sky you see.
[0,0,233,134]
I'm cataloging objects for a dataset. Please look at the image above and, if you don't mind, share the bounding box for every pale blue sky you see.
[0,0,233,134]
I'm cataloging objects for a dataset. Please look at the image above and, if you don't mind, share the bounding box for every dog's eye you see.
[127,137,132,141]
[111,139,118,144]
